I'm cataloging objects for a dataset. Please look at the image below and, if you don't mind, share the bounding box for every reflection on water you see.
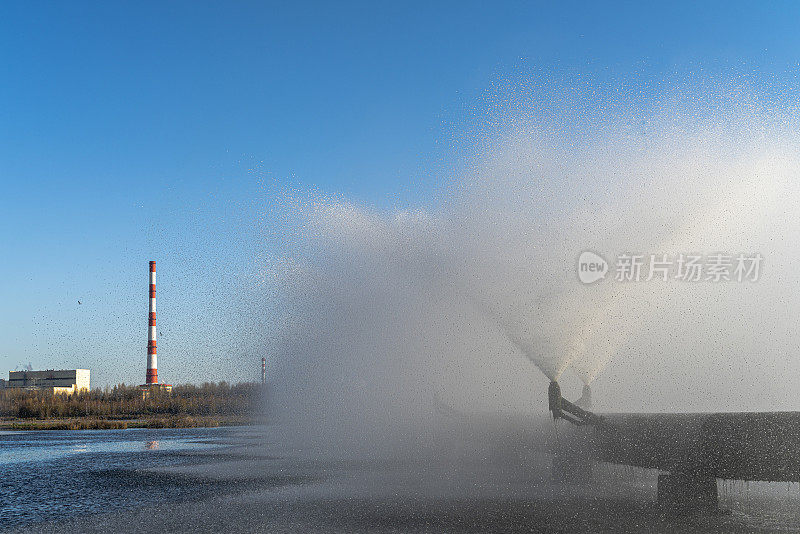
[0,428,216,465]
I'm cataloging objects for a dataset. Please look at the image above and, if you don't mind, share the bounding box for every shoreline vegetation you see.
[0,382,264,431]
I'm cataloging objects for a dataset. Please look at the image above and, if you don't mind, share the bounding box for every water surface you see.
[0,427,235,527]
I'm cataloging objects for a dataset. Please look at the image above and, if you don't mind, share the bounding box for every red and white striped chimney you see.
[147,261,158,384]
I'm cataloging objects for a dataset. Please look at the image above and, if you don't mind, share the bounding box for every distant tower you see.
[261,357,266,385]
[147,261,158,384]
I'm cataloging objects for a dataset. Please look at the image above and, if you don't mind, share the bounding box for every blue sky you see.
[2,1,800,386]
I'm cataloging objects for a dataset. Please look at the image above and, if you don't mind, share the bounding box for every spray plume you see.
[258,71,800,455]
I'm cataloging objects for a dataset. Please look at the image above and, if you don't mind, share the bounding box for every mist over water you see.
[261,70,800,459]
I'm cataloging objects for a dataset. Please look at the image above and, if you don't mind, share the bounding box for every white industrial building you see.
[6,369,90,394]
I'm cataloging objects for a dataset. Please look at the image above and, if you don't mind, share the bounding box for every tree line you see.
[0,382,264,420]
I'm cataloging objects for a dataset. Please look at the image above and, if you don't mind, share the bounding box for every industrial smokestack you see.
[261,357,267,385]
[147,261,158,384]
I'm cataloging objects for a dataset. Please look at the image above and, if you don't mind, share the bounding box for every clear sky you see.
[2,1,800,387]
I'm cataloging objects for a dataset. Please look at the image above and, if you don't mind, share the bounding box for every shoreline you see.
[0,415,254,431]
